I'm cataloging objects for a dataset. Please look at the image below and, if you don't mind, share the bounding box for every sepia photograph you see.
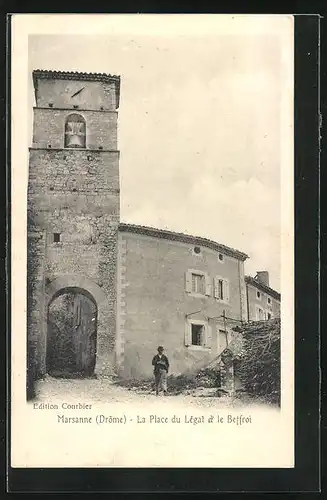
[11,14,294,468]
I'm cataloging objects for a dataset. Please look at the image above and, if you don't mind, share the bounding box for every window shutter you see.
[184,322,192,346]
[214,276,219,299]
[185,270,192,293]
[223,279,230,302]
[205,273,212,296]
[204,324,212,348]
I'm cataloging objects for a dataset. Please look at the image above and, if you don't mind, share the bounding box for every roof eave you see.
[119,223,249,261]
[245,276,281,300]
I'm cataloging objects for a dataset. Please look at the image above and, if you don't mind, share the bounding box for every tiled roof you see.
[118,223,249,261]
[245,275,281,301]
[32,70,121,108]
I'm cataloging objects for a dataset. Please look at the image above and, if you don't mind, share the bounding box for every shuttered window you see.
[214,276,230,302]
[192,273,205,294]
[185,269,211,296]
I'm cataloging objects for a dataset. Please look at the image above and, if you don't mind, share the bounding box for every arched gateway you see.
[47,288,97,377]
[45,275,112,378]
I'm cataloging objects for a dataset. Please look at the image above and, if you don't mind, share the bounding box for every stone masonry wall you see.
[32,108,118,150]
[29,150,119,194]
[26,225,46,389]
[28,157,119,375]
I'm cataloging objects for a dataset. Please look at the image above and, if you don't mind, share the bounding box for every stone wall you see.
[26,225,46,389]
[32,109,118,150]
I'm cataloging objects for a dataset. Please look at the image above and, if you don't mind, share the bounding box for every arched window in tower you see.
[64,114,86,148]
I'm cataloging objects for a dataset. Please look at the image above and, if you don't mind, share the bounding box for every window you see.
[218,279,224,299]
[64,113,86,148]
[191,324,204,346]
[53,233,61,243]
[214,276,230,302]
[267,297,271,305]
[267,312,272,320]
[257,291,261,299]
[185,320,211,349]
[218,253,224,262]
[193,246,201,254]
[256,306,264,321]
[192,273,205,294]
[185,270,211,296]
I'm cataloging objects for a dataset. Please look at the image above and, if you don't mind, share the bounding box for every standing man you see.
[152,346,169,396]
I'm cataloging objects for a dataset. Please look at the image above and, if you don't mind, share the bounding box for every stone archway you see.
[47,288,97,377]
[44,275,112,377]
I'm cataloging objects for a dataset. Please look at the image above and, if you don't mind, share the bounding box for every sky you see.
[28,24,288,291]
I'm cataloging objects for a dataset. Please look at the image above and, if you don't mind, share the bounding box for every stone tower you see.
[27,70,121,390]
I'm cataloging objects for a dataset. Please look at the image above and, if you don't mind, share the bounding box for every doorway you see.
[47,288,97,378]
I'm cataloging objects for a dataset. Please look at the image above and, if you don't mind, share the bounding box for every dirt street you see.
[34,375,265,409]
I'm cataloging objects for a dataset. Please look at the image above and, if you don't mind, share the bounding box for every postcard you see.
[11,13,294,468]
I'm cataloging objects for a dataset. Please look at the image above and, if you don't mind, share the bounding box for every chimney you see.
[255,271,269,287]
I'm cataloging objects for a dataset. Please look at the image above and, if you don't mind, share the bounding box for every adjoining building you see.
[117,223,248,379]
[245,272,281,321]
[26,69,280,389]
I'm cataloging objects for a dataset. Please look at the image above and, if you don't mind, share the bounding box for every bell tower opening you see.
[64,113,86,148]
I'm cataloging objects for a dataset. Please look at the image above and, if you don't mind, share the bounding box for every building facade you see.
[27,69,280,388]
[117,224,248,379]
[245,272,281,321]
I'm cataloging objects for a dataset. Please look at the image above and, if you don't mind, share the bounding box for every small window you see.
[193,246,201,254]
[53,233,61,243]
[257,291,261,299]
[256,307,264,320]
[191,324,204,346]
[267,312,272,320]
[218,253,224,262]
[192,273,205,294]
[185,320,211,348]
[267,297,271,304]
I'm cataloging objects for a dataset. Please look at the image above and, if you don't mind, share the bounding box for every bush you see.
[195,367,221,388]
[235,319,280,405]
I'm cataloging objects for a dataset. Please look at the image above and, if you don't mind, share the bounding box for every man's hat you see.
[157,345,164,351]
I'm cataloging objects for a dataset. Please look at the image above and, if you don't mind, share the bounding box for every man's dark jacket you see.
[152,354,169,373]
